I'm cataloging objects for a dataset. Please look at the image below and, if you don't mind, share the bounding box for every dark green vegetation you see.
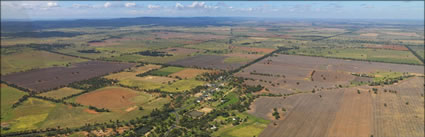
[1,17,424,137]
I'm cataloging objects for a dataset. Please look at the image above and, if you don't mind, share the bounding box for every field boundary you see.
[229,47,292,74]
[404,45,425,64]
[279,52,424,66]
[312,30,356,41]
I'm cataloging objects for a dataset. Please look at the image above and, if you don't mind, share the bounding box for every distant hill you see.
[1,17,250,32]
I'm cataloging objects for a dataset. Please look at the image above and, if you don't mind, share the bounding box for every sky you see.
[1,1,424,21]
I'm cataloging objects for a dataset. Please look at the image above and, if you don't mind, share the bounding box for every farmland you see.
[38,87,84,99]
[1,49,87,75]
[2,61,135,92]
[0,16,424,137]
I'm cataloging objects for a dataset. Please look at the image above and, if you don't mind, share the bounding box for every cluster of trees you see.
[272,108,280,120]
[136,50,172,57]
[68,77,117,91]
[230,47,291,74]
[77,49,101,53]
[369,75,412,86]
[88,105,110,112]
[12,95,30,108]
[3,102,174,137]
[136,68,160,77]
[243,84,264,93]
[3,31,82,38]
[32,95,82,107]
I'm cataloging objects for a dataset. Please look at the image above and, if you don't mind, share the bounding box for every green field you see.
[223,57,252,64]
[38,87,84,99]
[1,84,28,120]
[219,92,239,108]
[150,66,185,76]
[120,77,205,93]
[287,48,422,65]
[408,45,425,61]
[0,50,87,75]
[370,71,405,83]
[160,79,205,92]
[212,112,270,137]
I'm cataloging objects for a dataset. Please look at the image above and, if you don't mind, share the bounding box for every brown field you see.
[38,87,84,99]
[2,61,135,92]
[384,32,421,37]
[363,44,409,51]
[230,46,275,54]
[159,47,200,55]
[136,75,176,83]
[167,55,243,70]
[372,77,424,137]
[236,54,423,94]
[88,38,143,47]
[251,76,424,137]
[245,54,424,137]
[223,53,262,60]
[169,68,213,79]
[104,64,161,80]
[253,89,345,137]
[76,87,139,109]
[360,33,379,37]
[153,32,229,41]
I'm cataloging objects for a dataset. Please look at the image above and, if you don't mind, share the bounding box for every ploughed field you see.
[235,54,424,95]
[243,54,424,137]
[2,61,135,92]
[167,55,244,71]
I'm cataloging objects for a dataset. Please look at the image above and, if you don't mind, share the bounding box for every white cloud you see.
[175,1,219,10]
[125,2,136,8]
[47,2,59,7]
[104,2,111,8]
[72,4,92,9]
[148,4,160,9]
[187,1,206,8]
[175,3,184,9]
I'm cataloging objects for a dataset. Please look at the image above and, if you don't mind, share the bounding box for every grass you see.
[106,54,190,64]
[287,48,422,65]
[371,71,404,83]
[149,66,185,76]
[38,87,84,99]
[3,88,170,133]
[2,98,56,133]
[219,92,239,108]
[160,79,205,92]
[1,84,28,120]
[223,57,252,64]
[212,112,270,137]
[1,50,87,75]
[104,64,161,80]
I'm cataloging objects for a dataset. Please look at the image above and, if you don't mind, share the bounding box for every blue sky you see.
[1,1,424,20]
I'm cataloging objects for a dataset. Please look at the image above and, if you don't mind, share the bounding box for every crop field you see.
[149,66,185,76]
[1,50,87,75]
[2,61,135,92]
[169,68,214,78]
[168,55,244,70]
[1,84,27,120]
[408,45,425,60]
[104,65,206,92]
[74,86,153,111]
[212,112,269,137]
[38,87,84,99]
[104,64,161,80]
[243,54,424,137]
[285,48,422,65]
[250,78,424,137]
[1,16,424,137]
[236,54,422,95]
